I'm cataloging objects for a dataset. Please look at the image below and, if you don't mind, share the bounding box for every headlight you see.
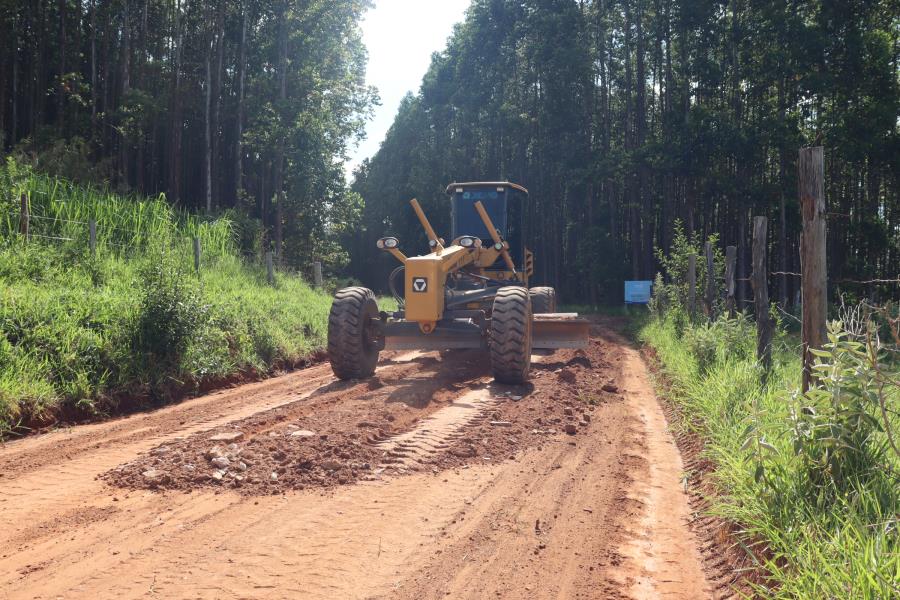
[377,237,399,250]
[428,239,437,248]
[459,236,475,248]
[494,242,503,251]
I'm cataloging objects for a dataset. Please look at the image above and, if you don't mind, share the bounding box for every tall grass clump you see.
[0,159,333,435]
[641,232,900,598]
[0,157,233,256]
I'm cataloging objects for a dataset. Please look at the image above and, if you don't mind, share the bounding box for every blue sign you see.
[624,280,653,304]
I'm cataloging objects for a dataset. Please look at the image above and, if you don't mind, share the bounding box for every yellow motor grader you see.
[327,181,589,384]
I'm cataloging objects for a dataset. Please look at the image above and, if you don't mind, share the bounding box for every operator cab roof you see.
[445,181,529,195]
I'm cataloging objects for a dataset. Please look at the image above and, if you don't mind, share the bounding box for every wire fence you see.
[1,204,325,287]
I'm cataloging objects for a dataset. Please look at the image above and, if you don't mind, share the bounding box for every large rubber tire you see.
[529,286,557,314]
[490,286,532,384]
[328,287,380,380]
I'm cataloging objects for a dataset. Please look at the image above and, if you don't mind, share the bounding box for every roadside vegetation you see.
[0,160,332,437]
[640,231,900,598]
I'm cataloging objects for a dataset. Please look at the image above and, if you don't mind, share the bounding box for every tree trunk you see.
[211,0,225,206]
[705,240,715,319]
[204,39,213,214]
[168,0,184,204]
[9,15,18,146]
[778,75,789,307]
[233,1,247,206]
[272,2,288,260]
[635,0,653,277]
[90,0,97,126]
[624,1,638,279]
[57,0,66,134]
[119,0,131,186]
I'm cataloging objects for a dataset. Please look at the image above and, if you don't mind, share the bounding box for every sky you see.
[345,0,470,180]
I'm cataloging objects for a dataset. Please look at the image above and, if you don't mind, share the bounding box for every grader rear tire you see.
[490,286,532,384]
[328,287,380,380]
[529,286,557,313]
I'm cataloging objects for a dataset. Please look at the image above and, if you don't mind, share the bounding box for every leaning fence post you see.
[687,253,697,318]
[704,241,716,320]
[752,216,773,377]
[313,261,323,287]
[192,237,201,274]
[266,251,275,285]
[724,245,737,317]
[19,193,28,242]
[799,146,827,393]
[89,220,97,255]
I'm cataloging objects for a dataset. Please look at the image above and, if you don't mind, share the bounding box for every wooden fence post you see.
[799,146,827,393]
[724,245,737,317]
[687,253,697,318]
[192,237,201,274]
[752,216,773,376]
[313,261,323,287]
[89,220,97,255]
[704,241,716,320]
[19,193,28,241]
[266,251,275,285]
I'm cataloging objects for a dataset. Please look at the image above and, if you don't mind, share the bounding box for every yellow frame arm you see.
[409,198,444,254]
[473,200,517,274]
[387,248,407,263]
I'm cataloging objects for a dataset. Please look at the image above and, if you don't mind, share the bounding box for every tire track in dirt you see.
[610,343,714,599]
[376,384,499,469]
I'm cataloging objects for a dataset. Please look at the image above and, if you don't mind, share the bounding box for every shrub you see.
[789,321,887,498]
[653,221,724,317]
[684,313,754,375]
[131,250,208,379]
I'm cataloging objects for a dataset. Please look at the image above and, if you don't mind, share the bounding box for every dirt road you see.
[0,320,736,599]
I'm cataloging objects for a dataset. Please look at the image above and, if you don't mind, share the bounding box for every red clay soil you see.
[101,341,619,495]
[0,318,750,599]
[641,344,769,598]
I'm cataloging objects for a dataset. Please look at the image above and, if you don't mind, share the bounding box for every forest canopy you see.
[2,0,898,302]
[351,0,899,304]
[0,0,376,269]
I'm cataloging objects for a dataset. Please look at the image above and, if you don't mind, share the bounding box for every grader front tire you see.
[529,286,557,313]
[328,287,380,380]
[490,286,532,384]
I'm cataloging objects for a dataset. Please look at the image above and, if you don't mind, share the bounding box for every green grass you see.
[0,160,334,436]
[640,314,900,598]
[1,157,233,257]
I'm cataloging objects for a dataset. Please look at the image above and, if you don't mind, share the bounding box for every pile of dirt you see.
[102,327,620,495]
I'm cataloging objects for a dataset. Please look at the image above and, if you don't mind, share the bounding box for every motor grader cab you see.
[327,181,589,384]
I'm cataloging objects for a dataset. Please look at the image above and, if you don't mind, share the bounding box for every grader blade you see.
[532,313,590,349]
[383,321,485,351]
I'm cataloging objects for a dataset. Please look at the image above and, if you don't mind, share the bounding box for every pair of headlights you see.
[377,236,489,250]
[376,237,400,249]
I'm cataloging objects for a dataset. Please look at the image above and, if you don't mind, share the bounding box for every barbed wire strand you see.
[7,210,87,225]
[28,233,75,242]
